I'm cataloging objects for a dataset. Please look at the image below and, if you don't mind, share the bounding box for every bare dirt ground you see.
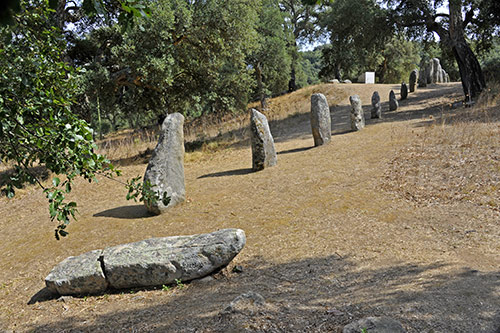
[0,82,499,332]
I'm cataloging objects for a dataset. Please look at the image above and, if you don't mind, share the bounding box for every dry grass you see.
[1,82,500,333]
[385,91,500,211]
[97,83,348,164]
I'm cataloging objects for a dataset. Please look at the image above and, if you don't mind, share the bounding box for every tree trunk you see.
[288,41,298,92]
[288,64,297,92]
[334,63,341,80]
[449,0,486,100]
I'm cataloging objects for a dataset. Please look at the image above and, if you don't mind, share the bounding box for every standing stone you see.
[102,229,246,289]
[250,109,277,171]
[409,69,418,92]
[432,58,443,83]
[426,61,434,84]
[371,91,382,119]
[418,73,427,88]
[441,69,448,83]
[144,113,185,215]
[349,95,365,131]
[310,93,331,146]
[400,82,408,100]
[45,250,108,295]
[389,90,398,111]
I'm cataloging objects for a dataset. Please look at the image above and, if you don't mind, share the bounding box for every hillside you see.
[0,82,499,332]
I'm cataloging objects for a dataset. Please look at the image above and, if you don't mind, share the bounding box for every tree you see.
[385,0,500,99]
[0,1,120,239]
[279,0,318,91]
[378,35,421,83]
[319,0,392,81]
[71,0,258,125]
[248,0,291,109]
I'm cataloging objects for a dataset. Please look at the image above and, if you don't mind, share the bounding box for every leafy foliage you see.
[71,0,259,129]
[248,0,292,104]
[126,176,170,208]
[378,35,421,83]
[319,0,392,81]
[0,1,120,239]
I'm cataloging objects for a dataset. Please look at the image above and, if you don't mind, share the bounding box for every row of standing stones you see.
[46,69,437,297]
[43,95,412,331]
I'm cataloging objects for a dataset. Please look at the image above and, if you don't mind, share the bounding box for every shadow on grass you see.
[93,205,155,219]
[198,168,254,179]
[278,146,314,155]
[29,254,500,332]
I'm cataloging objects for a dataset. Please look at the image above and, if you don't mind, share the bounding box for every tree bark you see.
[448,0,486,100]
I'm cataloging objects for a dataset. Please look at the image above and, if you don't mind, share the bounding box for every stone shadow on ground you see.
[30,254,500,332]
[198,168,254,179]
[93,205,155,219]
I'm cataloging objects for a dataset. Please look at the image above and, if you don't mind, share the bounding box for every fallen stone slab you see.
[45,229,246,295]
[343,317,406,333]
[102,228,246,289]
[45,250,108,295]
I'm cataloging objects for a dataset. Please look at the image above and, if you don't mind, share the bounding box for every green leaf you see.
[52,177,60,186]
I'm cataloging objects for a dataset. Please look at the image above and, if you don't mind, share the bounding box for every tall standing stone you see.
[349,95,365,131]
[144,113,185,215]
[432,58,443,83]
[250,109,277,171]
[400,82,408,100]
[441,69,448,83]
[426,61,434,84]
[409,69,418,92]
[371,91,382,119]
[389,90,398,111]
[310,93,331,146]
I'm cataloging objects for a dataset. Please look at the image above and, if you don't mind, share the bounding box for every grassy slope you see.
[0,82,499,332]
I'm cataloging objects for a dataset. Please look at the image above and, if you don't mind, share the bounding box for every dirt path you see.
[1,83,499,332]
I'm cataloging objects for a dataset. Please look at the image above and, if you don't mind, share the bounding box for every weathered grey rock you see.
[417,74,427,88]
[144,112,185,215]
[389,90,398,111]
[432,58,443,83]
[250,109,277,171]
[371,91,382,119]
[45,250,108,295]
[343,79,352,84]
[310,93,331,146]
[102,229,246,289]
[400,82,408,100]
[349,95,365,131]
[409,69,418,92]
[343,317,406,333]
[425,61,434,84]
[441,69,449,83]
[330,79,340,84]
